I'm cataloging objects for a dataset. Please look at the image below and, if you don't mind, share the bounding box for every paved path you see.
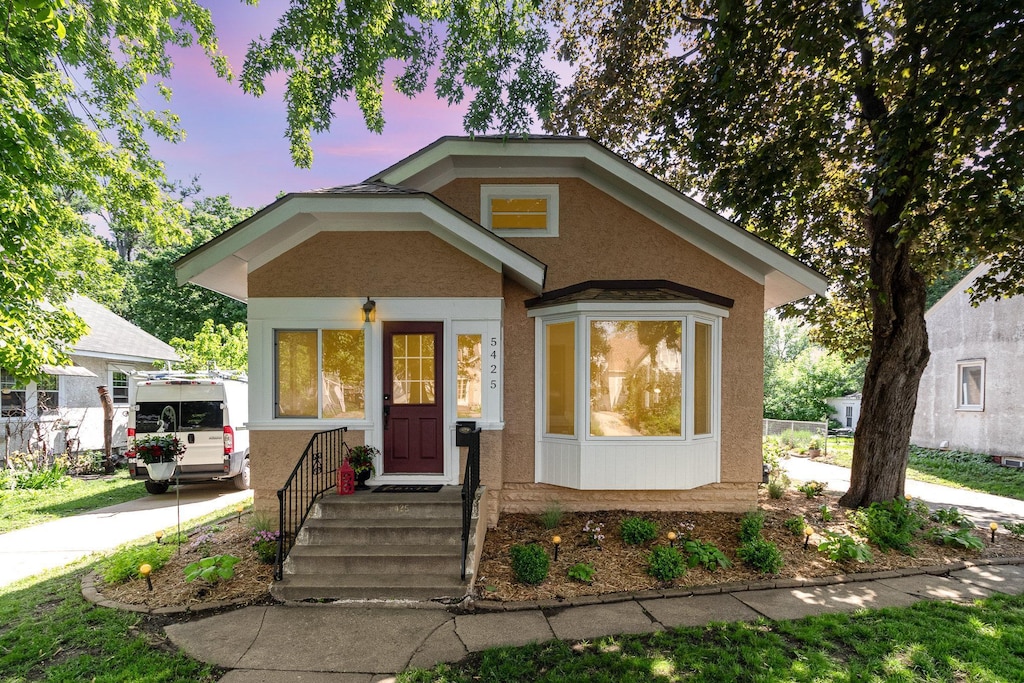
[0,481,252,587]
[782,456,1024,525]
[164,562,1024,682]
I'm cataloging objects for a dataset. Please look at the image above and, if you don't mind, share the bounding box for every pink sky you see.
[150,1,512,211]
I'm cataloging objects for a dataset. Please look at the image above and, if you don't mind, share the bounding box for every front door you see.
[382,321,444,474]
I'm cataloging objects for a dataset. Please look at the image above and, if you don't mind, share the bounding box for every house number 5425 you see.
[489,337,498,389]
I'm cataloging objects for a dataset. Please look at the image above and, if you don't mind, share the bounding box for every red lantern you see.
[337,459,355,495]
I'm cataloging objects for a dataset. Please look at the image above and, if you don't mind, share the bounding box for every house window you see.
[1,368,26,417]
[693,321,712,436]
[589,320,682,436]
[956,360,985,411]
[111,371,130,404]
[275,329,366,419]
[545,321,576,435]
[36,374,59,414]
[481,184,559,237]
[457,334,482,418]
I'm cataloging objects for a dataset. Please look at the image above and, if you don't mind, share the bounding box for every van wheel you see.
[145,480,170,495]
[234,457,251,490]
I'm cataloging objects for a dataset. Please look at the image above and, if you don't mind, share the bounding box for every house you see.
[176,136,827,526]
[1,295,179,460]
[826,392,862,432]
[912,263,1024,458]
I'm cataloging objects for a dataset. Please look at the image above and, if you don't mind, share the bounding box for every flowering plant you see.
[251,529,280,564]
[126,434,186,464]
[583,519,605,547]
[346,445,379,476]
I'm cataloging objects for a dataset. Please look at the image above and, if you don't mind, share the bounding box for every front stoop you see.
[271,486,482,602]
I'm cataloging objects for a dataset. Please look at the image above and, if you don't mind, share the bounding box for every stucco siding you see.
[912,280,1024,457]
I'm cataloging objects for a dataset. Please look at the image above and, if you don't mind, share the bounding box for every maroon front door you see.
[382,321,444,474]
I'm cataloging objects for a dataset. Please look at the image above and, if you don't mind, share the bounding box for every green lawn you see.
[0,469,149,534]
[820,441,1024,502]
[400,594,1024,682]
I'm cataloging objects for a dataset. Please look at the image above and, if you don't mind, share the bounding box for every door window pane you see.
[276,330,318,417]
[322,330,365,418]
[546,322,576,435]
[457,335,482,418]
[693,322,712,435]
[392,333,436,405]
[590,321,682,436]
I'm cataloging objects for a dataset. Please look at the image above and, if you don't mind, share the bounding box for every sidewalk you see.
[165,560,1024,682]
[0,482,252,587]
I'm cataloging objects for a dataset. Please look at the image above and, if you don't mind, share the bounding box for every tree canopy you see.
[1,0,234,382]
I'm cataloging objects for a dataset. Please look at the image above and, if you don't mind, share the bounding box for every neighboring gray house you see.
[911,263,1024,458]
[1,295,179,459]
[826,392,862,431]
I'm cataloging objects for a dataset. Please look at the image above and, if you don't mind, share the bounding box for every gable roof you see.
[175,182,547,301]
[68,295,179,363]
[372,136,827,310]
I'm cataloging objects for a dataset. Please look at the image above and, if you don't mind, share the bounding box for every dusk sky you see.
[151,1,541,212]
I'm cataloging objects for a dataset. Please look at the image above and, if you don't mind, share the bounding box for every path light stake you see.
[155,530,163,544]
[140,564,153,591]
[667,531,677,548]
[991,522,998,543]
[237,504,244,524]
[552,535,561,562]
[803,526,813,550]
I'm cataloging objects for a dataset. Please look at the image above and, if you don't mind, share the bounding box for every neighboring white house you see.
[911,263,1024,458]
[1,295,179,460]
[826,392,862,431]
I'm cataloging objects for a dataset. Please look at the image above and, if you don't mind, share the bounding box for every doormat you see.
[372,485,443,493]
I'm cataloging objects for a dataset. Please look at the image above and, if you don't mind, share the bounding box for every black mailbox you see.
[455,421,478,446]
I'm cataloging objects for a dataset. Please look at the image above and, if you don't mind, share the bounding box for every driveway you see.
[783,456,1024,525]
[0,481,252,587]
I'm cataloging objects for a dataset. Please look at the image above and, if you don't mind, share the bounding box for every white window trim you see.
[480,184,559,237]
[109,368,130,405]
[955,359,985,412]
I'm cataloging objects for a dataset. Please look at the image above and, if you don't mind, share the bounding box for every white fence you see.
[762,419,827,438]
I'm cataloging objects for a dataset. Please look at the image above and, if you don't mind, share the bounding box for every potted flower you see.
[346,445,379,490]
[127,434,187,480]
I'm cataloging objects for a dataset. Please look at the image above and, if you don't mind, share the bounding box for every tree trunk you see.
[97,386,114,475]
[839,224,930,508]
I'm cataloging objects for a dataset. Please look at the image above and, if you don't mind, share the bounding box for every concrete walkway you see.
[165,561,1024,682]
[0,481,252,587]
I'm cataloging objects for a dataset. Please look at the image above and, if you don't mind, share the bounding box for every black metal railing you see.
[460,426,481,580]
[275,426,348,581]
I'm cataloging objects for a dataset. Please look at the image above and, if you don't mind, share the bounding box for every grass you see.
[821,442,1024,502]
[0,469,148,534]
[399,594,1024,682]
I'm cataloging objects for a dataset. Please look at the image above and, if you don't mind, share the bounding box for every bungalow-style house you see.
[912,263,1024,460]
[1,295,179,461]
[176,136,826,599]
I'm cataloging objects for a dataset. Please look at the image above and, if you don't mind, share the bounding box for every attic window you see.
[481,184,558,237]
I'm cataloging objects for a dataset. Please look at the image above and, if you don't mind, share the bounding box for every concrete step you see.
[313,489,466,520]
[296,517,462,546]
[270,573,469,602]
[283,544,464,575]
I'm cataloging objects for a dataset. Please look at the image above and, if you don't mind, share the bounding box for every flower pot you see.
[146,461,177,481]
[355,469,372,490]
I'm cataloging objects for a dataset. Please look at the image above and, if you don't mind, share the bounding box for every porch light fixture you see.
[362,297,376,323]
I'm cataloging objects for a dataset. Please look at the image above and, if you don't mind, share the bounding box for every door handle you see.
[383,394,390,431]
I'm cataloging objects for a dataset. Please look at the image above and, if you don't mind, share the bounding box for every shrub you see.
[1004,521,1024,539]
[762,436,786,473]
[779,429,813,450]
[797,481,826,498]
[539,503,563,530]
[738,509,765,543]
[784,516,806,536]
[247,512,275,533]
[12,462,69,490]
[818,532,873,563]
[819,504,833,522]
[737,538,784,574]
[683,539,731,571]
[184,554,240,583]
[620,516,658,545]
[251,530,280,564]
[766,474,788,499]
[930,507,973,529]
[851,498,925,554]
[102,543,174,584]
[567,562,596,583]
[510,544,549,585]
[648,546,686,581]
[926,527,984,551]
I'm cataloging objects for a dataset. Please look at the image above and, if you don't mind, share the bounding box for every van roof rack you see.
[131,369,248,382]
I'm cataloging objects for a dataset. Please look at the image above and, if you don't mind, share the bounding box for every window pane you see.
[136,402,177,433]
[589,321,681,437]
[457,335,483,418]
[546,322,575,435]
[1,368,26,417]
[694,322,712,435]
[959,364,983,407]
[392,333,436,405]
[276,330,318,417]
[180,401,223,431]
[491,197,548,229]
[112,371,130,403]
[322,330,365,418]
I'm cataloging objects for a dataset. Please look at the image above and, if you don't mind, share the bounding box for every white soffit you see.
[374,137,828,310]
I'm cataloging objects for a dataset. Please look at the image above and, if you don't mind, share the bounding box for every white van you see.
[127,373,249,494]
